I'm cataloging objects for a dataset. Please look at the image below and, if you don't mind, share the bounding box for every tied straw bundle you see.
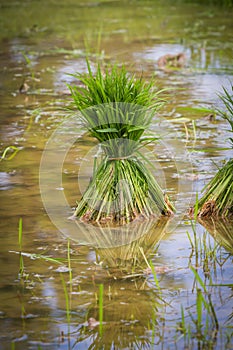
[198,84,233,219]
[68,61,174,224]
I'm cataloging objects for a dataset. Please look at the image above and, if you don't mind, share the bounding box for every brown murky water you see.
[0,1,233,349]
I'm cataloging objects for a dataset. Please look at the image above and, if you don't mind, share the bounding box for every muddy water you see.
[0,1,233,349]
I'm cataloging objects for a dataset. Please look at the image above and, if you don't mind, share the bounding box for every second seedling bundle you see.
[198,85,233,219]
[69,61,174,224]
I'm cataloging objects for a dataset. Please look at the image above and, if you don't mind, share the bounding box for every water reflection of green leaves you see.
[91,217,170,278]
[177,266,220,349]
[198,217,233,254]
[75,280,165,350]
[69,218,170,349]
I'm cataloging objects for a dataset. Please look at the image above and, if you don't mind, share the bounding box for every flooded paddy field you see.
[0,1,233,349]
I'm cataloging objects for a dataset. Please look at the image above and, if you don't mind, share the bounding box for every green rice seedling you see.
[0,145,19,161]
[180,305,188,337]
[98,284,104,336]
[66,239,73,316]
[190,266,219,331]
[10,250,67,265]
[22,52,35,80]
[67,239,72,294]
[18,218,24,277]
[198,84,233,219]
[18,217,23,251]
[68,60,174,224]
[176,266,219,348]
[60,273,71,326]
[202,232,218,279]
[187,204,200,266]
[149,259,161,294]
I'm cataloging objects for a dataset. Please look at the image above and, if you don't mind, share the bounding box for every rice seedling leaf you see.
[95,128,118,133]
[190,265,207,293]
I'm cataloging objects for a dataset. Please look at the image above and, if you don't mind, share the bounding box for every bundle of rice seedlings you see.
[68,60,174,224]
[198,84,233,219]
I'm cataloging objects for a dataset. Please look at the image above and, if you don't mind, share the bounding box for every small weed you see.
[0,146,19,161]
[177,265,219,348]
[99,284,104,336]
[149,259,161,294]
[67,239,72,294]
[60,273,71,326]
[18,218,24,277]
[22,52,35,80]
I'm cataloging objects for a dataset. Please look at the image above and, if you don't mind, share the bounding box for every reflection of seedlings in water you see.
[186,219,223,279]
[187,195,232,275]
[94,218,169,279]
[198,217,233,254]
[176,265,221,349]
[181,217,232,349]
[70,220,168,349]
[75,279,164,350]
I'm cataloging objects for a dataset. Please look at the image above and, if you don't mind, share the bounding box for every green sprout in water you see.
[198,83,233,219]
[68,60,174,224]
[98,284,104,336]
[177,266,219,349]
[18,218,24,277]
[0,145,19,161]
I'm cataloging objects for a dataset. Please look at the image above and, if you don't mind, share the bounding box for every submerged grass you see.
[68,59,174,223]
[198,84,233,219]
